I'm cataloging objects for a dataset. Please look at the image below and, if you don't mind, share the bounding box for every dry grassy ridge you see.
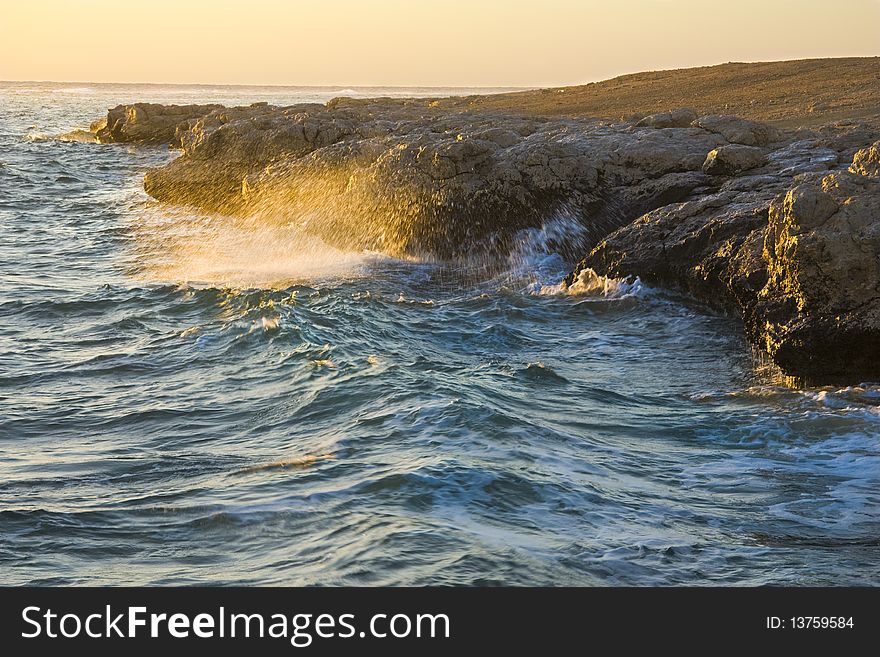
[440,57,880,127]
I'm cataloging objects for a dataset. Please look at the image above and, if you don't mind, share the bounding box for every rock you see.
[570,137,880,382]
[89,117,107,133]
[850,140,880,176]
[752,169,880,379]
[635,108,697,129]
[570,189,773,313]
[702,144,767,175]
[471,127,522,148]
[95,103,222,144]
[613,127,725,175]
[692,114,780,146]
[94,100,732,257]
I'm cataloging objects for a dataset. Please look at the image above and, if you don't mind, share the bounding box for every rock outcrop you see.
[754,168,880,378]
[96,99,735,257]
[850,139,880,177]
[569,129,880,382]
[702,144,766,175]
[94,103,222,144]
[692,115,780,147]
[91,95,880,381]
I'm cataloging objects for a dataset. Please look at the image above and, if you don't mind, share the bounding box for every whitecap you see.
[541,267,645,300]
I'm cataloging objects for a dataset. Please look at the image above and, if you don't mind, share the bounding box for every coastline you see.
[87,58,880,383]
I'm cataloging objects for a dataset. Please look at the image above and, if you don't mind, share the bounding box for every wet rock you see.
[752,169,880,379]
[571,189,773,312]
[95,103,221,144]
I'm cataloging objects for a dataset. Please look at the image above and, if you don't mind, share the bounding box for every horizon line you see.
[0,79,535,90]
[3,55,878,90]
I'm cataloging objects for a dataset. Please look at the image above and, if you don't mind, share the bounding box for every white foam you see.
[24,131,52,142]
[127,204,392,289]
[541,267,645,300]
[24,128,97,143]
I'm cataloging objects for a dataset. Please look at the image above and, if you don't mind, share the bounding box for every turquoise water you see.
[1,82,878,585]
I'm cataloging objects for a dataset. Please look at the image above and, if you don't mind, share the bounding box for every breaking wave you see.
[127,203,397,289]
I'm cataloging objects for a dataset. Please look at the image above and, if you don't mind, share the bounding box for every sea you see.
[0,82,878,585]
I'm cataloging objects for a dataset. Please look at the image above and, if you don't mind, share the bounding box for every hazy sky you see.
[2,0,878,86]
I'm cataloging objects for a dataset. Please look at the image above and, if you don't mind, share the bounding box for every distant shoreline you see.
[4,56,878,128]
[0,80,531,93]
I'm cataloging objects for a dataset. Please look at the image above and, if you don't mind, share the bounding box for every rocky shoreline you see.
[88,63,880,383]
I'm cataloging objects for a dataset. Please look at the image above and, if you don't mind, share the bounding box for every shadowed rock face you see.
[93,97,880,381]
[755,164,880,378]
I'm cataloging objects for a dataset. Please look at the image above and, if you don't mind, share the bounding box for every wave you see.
[506,211,589,278]
[123,198,607,294]
[515,362,569,384]
[539,267,645,300]
[691,382,880,417]
[235,453,335,475]
[52,87,97,94]
[126,204,396,289]
[24,128,97,143]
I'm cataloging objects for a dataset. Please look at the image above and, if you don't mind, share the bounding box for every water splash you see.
[25,128,98,143]
[506,209,589,278]
[539,266,645,299]
[440,210,595,292]
[127,203,392,289]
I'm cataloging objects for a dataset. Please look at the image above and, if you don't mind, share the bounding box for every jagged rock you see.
[850,140,880,176]
[569,189,773,312]
[95,101,731,257]
[89,117,108,133]
[752,170,880,378]
[702,144,767,175]
[570,139,880,381]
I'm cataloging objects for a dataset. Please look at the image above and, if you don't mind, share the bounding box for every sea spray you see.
[548,267,645,299]
[126,203,393,289]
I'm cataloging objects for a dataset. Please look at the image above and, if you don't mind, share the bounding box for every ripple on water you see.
[1,83,879,586]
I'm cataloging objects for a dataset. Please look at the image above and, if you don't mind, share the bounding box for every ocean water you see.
[1,82,878,586]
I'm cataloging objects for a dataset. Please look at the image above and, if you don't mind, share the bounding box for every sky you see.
[1,0,878,87]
